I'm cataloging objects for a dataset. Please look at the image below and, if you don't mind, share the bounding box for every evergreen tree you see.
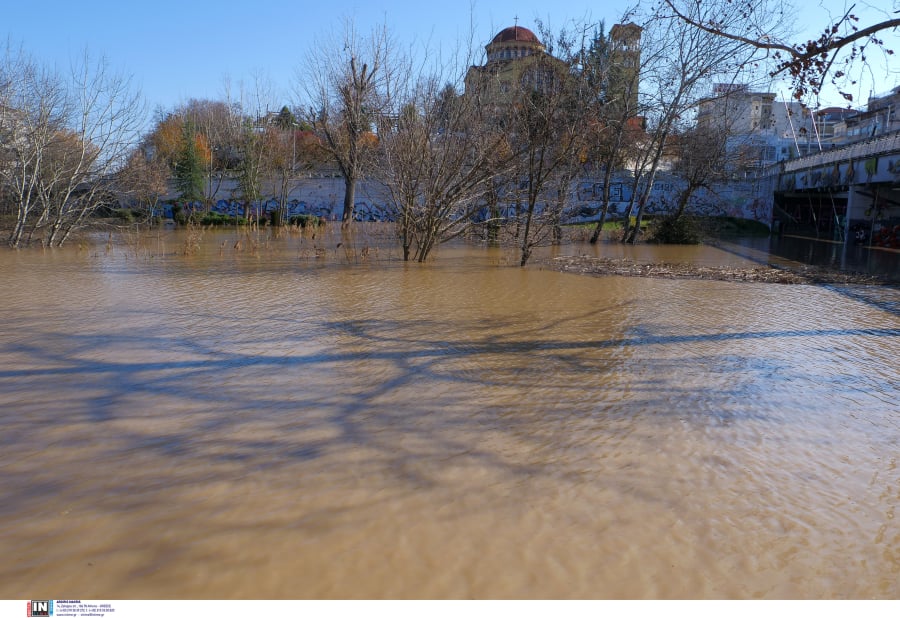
[174,121,205,204]
[275,105,297,130]
[584,23,609,102]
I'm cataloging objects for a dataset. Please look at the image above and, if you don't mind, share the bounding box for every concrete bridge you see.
[773,132,900,248]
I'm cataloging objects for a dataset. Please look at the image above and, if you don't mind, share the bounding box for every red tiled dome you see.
[491,26,541,45]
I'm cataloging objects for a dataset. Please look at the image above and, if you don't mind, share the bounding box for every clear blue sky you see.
[4,0,633,113]
[5,0,898,118]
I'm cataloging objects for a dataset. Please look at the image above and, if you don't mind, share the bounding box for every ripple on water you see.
[0,235,898,598]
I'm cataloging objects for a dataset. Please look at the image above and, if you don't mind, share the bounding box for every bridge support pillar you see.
[845,185,874,244]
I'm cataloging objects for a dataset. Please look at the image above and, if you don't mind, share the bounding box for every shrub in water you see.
[200,212,227,226]
[289,214,324,228]
[113,208,135,222]
[171,204,188,226]
[650,215,703,244]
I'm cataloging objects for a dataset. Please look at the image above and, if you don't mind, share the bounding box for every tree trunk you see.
[519,246,532,266]
[519,196,537,267]
[25,205,49,246]
[626,134,667,245]
[46,217,64,247]
[514,199,522,240]
[279,170,291,226]
[589,207,609,244]
[341,174,356,229]
[9,216,27,248]
[672,186,694,222]
[485,188,500,242]
[552,182,569,244]
[620,175,643,244]
[398,207,413,261]
[628,196,648,244]
[589,166,617,244]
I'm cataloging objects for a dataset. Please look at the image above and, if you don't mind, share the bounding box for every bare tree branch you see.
[660,0,900,100]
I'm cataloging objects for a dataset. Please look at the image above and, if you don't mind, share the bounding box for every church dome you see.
[485,25,545,62]
[491,26,542,45]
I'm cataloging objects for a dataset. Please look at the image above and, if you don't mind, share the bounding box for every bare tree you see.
[116,148,169,222]
[263,124,296,225]
[378,76,515,262]
[618,125,660,244]
[229,75,280,222]
[0,45,143,247]
[297,20,398,229]
[235,118,266,222]
[670,125,731,218]
[1,44,67,247]
[503,26,593,267]
[619,2,757,244]
[583,24,646,244]
[261,111,325,226]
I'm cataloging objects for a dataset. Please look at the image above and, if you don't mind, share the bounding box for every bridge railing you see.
[780,131,900,173]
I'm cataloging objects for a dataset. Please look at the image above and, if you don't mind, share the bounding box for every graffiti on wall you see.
[160,173,773,225]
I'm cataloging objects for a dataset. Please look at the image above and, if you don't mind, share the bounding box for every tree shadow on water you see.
[0,311,897,521]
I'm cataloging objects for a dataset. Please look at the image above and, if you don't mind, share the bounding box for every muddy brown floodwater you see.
[0,227,898,599]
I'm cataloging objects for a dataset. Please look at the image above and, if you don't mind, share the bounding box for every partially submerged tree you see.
[1,45,67,247]
[0,45,144,247]
[668,125,731,220]
[619,2,758,244]
[297,20,398,228]
[583,23,646,244]
[262,114,324,225]
[507,85,582,265]
[379,77,515,262]
[647,123,732,242]
[235,118,266,221]
[504,25,599,266]
[263,124,296,225]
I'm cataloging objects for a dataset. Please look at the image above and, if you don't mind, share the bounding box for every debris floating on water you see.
[546,256,890,286]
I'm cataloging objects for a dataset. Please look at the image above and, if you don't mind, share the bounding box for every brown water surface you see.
[1,228,898,598]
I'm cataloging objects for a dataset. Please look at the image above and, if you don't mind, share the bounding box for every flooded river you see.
[1,227,898,598]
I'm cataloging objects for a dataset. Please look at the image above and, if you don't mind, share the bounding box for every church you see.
[464,24,569,107]
[464,22,643,112]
